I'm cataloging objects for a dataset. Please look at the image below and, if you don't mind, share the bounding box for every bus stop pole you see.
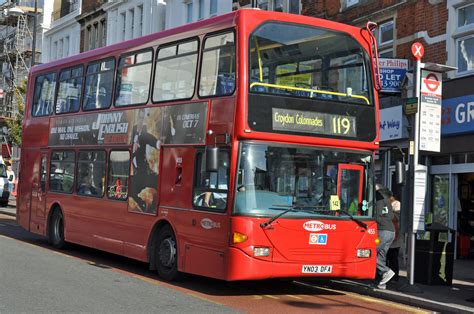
[409,60,421,286]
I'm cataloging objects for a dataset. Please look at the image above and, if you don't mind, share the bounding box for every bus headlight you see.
[253,247,270,257]
[357,249,371,258]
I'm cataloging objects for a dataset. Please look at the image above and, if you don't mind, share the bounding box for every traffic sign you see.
[411,42,424,60]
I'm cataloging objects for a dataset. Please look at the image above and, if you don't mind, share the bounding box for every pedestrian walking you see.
[387,192,402,282]
[374,186,396,289]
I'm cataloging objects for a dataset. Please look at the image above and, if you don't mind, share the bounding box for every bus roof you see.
[32,9,366,75]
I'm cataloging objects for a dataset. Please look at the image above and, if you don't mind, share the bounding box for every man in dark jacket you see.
[375,186,396,289]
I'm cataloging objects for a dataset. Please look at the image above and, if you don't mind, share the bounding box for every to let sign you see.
[378,58,408,93]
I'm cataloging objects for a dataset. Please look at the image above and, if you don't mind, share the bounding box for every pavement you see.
[1,199,473,313]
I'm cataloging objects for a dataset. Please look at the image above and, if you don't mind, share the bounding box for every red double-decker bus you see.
[17,9,381,281]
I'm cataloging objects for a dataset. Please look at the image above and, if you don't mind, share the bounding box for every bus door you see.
[30,152,48,233]
[337,164,364,215]
[160,147,230,279]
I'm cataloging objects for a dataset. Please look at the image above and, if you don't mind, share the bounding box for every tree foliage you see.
[6,80,26,146]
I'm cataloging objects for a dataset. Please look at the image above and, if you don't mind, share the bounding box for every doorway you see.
[457,173,474,259]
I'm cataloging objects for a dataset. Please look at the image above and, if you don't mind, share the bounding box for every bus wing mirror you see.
[205,146,219,172]
[395,160,405,185]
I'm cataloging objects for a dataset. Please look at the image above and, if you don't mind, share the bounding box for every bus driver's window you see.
[193,151,229,210]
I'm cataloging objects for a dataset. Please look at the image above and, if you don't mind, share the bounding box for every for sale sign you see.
[378,58,408,93]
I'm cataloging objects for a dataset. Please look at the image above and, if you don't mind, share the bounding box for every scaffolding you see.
[0,1,36,119]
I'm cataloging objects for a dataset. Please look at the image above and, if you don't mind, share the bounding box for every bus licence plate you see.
[302,265,332,274]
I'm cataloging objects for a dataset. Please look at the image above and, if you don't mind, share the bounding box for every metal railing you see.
[52,0,79,22]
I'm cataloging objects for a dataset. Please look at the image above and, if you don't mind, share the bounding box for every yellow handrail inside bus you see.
[254,38,263,82]
[249,82,370,105]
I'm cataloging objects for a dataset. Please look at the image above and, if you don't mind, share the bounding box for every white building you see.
[42,0,81,63]
[164,0,232,30]
[104,0,166,46]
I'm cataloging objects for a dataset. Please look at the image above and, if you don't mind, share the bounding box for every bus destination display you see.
[272,108,356,137]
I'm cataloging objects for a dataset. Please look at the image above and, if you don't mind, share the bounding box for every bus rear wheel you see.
[156,225,179,281]
[49,209,65,249]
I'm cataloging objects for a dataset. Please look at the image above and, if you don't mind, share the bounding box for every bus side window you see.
[107,151,130,201]
[83,58,115,111]
[115,50,152,107]
[49,151,75,194]
[32,73,56,117]
[193,150,229,211]
[56,65,83,114]
[153,39,199,102]
[76,150,106,197]
[199,31,235,97]
[40,156,47,191]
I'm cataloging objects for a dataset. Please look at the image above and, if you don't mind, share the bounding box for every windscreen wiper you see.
[336,209,368,229]
[260,205,311,228]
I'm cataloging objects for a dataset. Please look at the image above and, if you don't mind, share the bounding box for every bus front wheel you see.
[156,225,179,281]
[49,209,65,249]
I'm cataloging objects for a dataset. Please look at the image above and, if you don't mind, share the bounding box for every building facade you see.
[165,0,232,29]
[104,0,166,46]
[76,0,107,52]
[42,0,81,63]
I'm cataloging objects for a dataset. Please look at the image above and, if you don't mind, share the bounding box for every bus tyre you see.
[49,210,65,249]
[156,226,179,281]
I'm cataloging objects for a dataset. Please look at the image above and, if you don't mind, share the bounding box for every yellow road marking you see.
[294,281,430,313]
[286,294,302,300]
[264,294,279,299]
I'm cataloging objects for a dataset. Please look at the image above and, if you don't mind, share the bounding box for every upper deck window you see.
[249,22,372,105]
[56,66,83,114]
[32,73,56,117]
[115,49,152,107]
[83,58,115,111]
[199,31,236,97]
[153,39,198,102]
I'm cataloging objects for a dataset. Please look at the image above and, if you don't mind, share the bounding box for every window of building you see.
[137,5,143,36]
[255,0,299,13]
[87,25,92,50]
[83,58,115,111]
[288,0,300,13]
[76,150,106,197]
[94,22,99,49]
[457,35,474,74]
[32,72,56,117]
[186,1,193,23]
[115,49,153,106]
[50,151,75,194]
[210,0,217,16]
[379,49,393,58]
[199,31,235,97]
[193,150,229,211]
[130,8,135,38]
[379,20,394,45]
[56,65,83,114]
[121,12,126,41]
[345,0,359,8]
[101,19,106,47]
[107,151,130,201]
[198,0,204,19]
[153,39,198,102]
[458,4,474,28]
[257,0,269,10]
[59,38,64,58]
[53,41,58,60]
[64,36,69,56]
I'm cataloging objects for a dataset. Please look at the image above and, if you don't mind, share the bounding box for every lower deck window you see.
[50,151,75,193]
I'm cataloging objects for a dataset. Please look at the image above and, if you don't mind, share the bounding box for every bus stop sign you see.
[411,42,424,61]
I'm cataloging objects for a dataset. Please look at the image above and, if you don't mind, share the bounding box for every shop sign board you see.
[379,106,407,141]
[377,58,408,93]
[419,70,442,152]
[413,164,427,231]
[441,94,474,136]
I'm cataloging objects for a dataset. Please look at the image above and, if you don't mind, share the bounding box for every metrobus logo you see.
[303,220,336,232]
